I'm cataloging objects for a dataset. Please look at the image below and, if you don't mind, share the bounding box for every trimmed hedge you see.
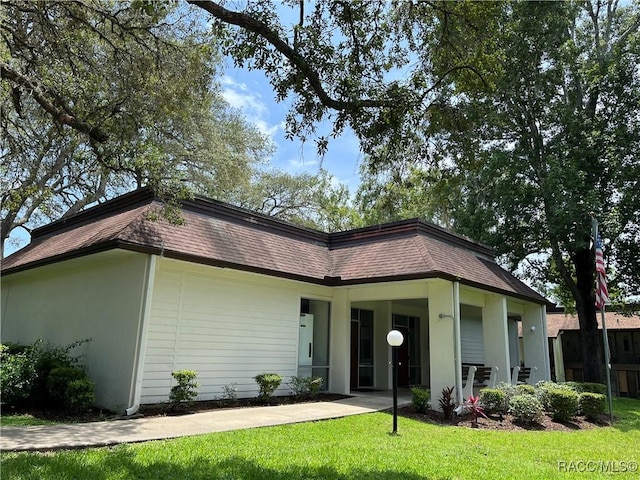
[47,367,87,406]
[169,370,199,407]
[254,373,283,402]
[65,378,96,413]
[548,388,579,421]
[580,382,607,395]
[479,388,507,415]
[516,384,535,396]
[580,392,606,420]
[288,376,324,398]
[509,394,544,424]
[410,387,430,413]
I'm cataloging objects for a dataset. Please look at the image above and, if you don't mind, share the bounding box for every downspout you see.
[126,254,157,415]
[453,281,463,404]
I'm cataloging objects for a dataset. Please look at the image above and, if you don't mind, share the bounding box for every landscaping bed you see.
[138,393,351,417]
[2,393,351,425]
[398,404,609,432]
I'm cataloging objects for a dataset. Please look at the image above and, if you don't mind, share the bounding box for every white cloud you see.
[221,75,282,138]
[287,157,320,170]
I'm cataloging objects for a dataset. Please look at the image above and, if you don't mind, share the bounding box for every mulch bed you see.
[138,393,350,417]
[397,405,611,431]
[4,394,350,424]
[7,396,611,431]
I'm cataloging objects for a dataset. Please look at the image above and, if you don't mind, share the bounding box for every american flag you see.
[595,233,609,310]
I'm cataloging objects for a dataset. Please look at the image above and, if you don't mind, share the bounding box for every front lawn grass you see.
[0,414,57,427]
[1,398,639,479]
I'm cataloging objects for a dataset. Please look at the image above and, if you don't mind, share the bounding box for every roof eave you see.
[2,245,548,306]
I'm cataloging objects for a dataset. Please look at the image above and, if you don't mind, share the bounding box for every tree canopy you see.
[356,1,640,381]
[228,168,358,232]
[1,0,272,255]
[188,0,503,164]
[188,0,639,382]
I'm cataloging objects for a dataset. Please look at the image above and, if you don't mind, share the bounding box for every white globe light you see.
[387,329,404,347]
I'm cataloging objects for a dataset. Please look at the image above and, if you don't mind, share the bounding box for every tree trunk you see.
[574,246,603,383]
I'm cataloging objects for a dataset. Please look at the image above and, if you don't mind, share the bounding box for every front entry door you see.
[395,326,410,387]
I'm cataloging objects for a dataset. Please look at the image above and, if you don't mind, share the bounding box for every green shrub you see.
[220,383,238,401]
[254,373,282,402]
[0,346,37,406]
[47,367,86,405]
[580,392,606,420]
[548,388,579,421]
[495,382,517,404]
[535,381,574,411]
[439,386,455,420]
[65,379,95,413]
[509,394,544,424]
[562,381,583,393]
[516,384,535,396]
[480,388,507,415]
[579,382,607,395]
[288,376,324,398]
[30,338,91,405]
[169,370,199,408]
[410,387,430,413]
[1,339,92,409]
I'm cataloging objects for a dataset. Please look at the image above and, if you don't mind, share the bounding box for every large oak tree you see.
[1,0,271,255]
[190,0,639,383]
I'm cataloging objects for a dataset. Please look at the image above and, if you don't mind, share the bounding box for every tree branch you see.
[1,61,109,142]
[187,0,395,111]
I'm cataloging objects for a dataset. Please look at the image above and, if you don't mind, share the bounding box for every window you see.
[352,308,375,388]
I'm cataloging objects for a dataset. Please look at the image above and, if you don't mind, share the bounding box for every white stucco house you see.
[1,188,550,414]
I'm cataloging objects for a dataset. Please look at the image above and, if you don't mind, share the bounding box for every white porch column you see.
[330,288,351,394]
[553,333,566,382]
[522,304,551,381]
[428,280,456,410]
[482,294,511,384]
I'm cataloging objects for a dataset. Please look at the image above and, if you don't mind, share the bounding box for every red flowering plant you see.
[465,395,488,427]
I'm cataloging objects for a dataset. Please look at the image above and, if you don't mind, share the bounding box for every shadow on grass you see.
[1,450,441,480]
[610,398,640,432]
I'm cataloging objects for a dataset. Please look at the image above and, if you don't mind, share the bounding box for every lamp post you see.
[387,329,404,434]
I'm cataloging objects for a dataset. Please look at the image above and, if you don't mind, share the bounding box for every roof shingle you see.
[1,188,547,303]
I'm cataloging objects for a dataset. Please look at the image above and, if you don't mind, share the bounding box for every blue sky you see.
[220,63,363,190]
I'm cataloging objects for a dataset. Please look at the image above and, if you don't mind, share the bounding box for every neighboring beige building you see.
[1,188,550,413]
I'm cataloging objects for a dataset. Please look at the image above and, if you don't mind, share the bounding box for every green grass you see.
[1,398,639,479]
[0,414,58,427]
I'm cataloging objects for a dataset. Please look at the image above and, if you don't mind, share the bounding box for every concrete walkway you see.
[1,391,411,452]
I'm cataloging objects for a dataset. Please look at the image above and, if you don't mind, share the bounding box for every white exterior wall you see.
[482,294,511,384]
[522,303,551,381]
[428,279,456,407]
[329,288,350,394]
[141,258,319,403]
[0,251,148,411]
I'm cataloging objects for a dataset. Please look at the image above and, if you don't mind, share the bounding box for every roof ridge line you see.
[31,188,156,239]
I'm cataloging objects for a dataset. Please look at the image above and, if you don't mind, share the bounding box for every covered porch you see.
[326,278,550,407]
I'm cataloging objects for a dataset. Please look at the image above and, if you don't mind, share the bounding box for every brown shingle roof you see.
[1,188,547,303]
[545,311,640,338]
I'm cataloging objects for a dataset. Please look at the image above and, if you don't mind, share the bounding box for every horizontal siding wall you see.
[142,259,301,404]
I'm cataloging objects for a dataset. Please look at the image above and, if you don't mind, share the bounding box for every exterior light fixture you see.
[387,329,404,434]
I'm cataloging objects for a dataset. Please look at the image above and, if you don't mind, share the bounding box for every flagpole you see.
[592,218,614,425]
